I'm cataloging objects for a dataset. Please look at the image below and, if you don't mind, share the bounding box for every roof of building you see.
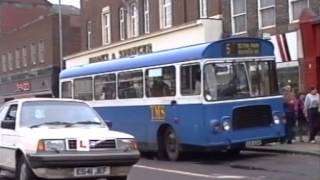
[50,4,80,16]
[0,0,52,5]
[60,37,274,79]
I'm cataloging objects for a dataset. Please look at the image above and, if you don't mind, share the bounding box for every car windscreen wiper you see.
[66,121,102,127]
[30,121,73,128]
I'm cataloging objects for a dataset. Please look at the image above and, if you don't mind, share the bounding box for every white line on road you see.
[134,165,260,179]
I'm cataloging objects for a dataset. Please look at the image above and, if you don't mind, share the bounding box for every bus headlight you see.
[222,121,231,131]
[117,139,138,151]
[273,115,280,124]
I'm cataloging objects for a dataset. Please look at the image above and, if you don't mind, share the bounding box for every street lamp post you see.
[58,0,63,71]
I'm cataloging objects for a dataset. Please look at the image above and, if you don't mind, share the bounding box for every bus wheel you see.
[164,127,180,161]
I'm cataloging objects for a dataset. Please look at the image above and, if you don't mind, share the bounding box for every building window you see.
[15,49,20,69]
[231,0,247,34]
[119,7,126,40]
[1,54,7,73]
[101,6,111,45]
[129,2,139,38]
[38,40,45,63]
[22,46,27,67]
[30,43,37,65]
[144,0,150,33]
[87,20,92,49]
[199,0,207,18]
[258,0,276,29]
[8,52,13,71]
[159,0,172,29]
[289,0,308,23]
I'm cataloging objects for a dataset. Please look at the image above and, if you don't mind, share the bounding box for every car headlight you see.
[116,139,138,151]
[37,139,66,152]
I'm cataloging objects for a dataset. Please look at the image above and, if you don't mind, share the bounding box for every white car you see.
[0,98,140,180]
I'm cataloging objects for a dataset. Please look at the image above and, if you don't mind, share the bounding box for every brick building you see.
[65,0,223,68]
[0,0,81,102]
[222,0,320,91]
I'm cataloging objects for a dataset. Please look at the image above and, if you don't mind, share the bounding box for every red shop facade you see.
[299,9,320,91]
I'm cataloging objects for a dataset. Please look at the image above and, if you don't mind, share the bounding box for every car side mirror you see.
[105,120,112,129]
[1,120,15,130]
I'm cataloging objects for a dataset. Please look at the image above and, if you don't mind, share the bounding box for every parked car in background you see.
[0,98,140,180]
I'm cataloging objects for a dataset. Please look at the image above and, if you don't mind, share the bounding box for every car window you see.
[4,104,18,121]
[0,105,9,122]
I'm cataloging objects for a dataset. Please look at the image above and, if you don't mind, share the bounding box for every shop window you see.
[61,81,72,98]
[74,77,93,101]
[231,0,247,34]
[94,73,116,100]
[146,66,176,97]
[118,70,143,99]
[258,0,276,29]
[181,64,201,96]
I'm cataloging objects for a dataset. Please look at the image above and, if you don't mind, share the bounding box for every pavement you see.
[245,136,320,157]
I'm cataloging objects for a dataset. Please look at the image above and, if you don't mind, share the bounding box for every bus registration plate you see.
[74,166,110,177]
[245,140,262,146]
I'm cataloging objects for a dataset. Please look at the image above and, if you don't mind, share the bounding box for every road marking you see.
[134,165,256,179]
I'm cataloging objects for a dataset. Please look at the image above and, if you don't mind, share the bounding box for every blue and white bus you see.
[60,37,285,160]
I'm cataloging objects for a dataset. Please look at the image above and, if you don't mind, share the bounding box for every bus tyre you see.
[164,127,180,161]
[16,156,40,180]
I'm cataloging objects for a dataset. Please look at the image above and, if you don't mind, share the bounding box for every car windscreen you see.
[20,101,104,128]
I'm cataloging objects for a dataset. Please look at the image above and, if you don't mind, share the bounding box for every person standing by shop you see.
[283,85,296,144]
[304,87,320,143]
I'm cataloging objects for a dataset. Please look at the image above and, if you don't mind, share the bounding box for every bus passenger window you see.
[146,66,175,97]
[94,74,116,100]
[74,77,93,101]
[181,64,201,95]
[61,81,72,98]
[118,70,143,99]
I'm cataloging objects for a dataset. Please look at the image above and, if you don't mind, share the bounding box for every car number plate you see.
[74,166,110,177]
[245,140,262,146]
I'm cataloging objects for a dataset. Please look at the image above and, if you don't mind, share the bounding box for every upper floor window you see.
[1,54,7,73]
[30,43,37,65]
[119,7,126,40]
[231,0,247,34]
[22,46,27,67]
[289,0,308,23]
[258,0,276,29]
[8,52,13,71]
[101,6,111,45]
[15,49,20,69]
[38,40,45,63]
[159,0,172,29]
[144,0,150,33]
[129,2,139,38]
[87,20,92,49]
[199,0,207,18]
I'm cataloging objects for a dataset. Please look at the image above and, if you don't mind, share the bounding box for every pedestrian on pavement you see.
[304,87,320,143]
[282,85,296,144]
[295,93,307,142]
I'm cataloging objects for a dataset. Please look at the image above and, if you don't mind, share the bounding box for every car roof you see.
[3,98,85,105]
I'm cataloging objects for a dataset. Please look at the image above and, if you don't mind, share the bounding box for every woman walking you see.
[304,87,320,143]
[283,85,296,144]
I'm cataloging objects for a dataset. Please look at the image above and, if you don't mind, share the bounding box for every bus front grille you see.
[232,105,273,130]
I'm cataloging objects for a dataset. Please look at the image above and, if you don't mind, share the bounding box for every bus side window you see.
[94,74,116,100]
[146,66,176,97]
[74,77,93,101]
[181,64,201,96]
[61,81,72,98]
[118,70,143,99]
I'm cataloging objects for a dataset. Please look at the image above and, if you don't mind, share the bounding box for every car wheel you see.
[107,176,127,180]
[16,156,39,180]
[164,127,180,161]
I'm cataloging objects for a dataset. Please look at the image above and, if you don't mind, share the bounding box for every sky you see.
[48,0,80,8]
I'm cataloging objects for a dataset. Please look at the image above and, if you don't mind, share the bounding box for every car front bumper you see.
[26,150,140,179]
